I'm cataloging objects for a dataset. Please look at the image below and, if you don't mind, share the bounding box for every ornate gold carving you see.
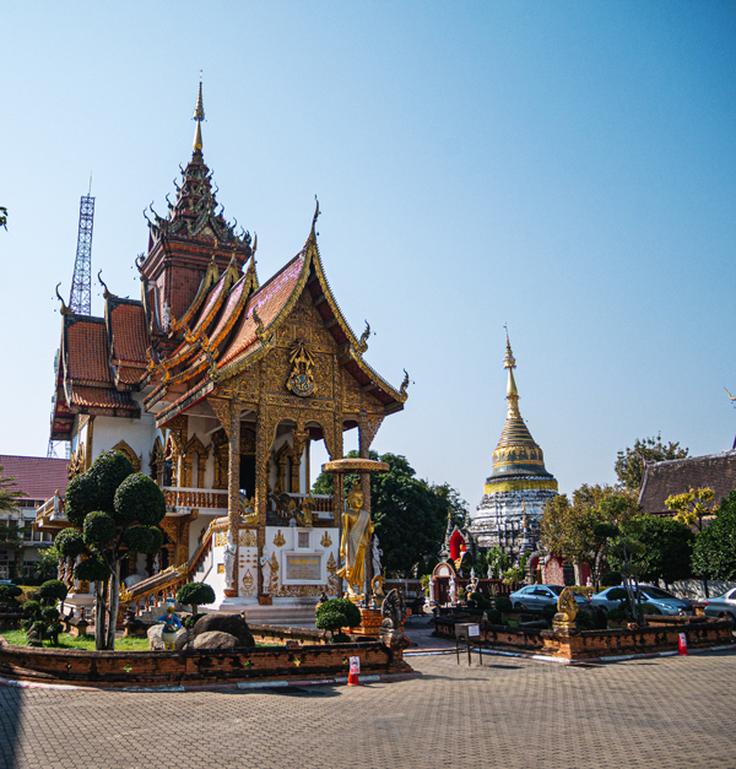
[320,531,332,548]
[273,583,326,598]
[214,531,227,547]
[68,446,85,479]
[241,569,255,596]
[111,440,141,472]
[238,529,257,548]
[286,338,317,398]
[358,320,370,354]
[217,563,225,574]
[273,529,286,547]
[268,551,279,595]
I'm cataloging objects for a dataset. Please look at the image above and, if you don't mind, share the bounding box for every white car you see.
[703,587,736,625]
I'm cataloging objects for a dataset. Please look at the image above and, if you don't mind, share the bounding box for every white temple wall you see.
[91,410,156,472]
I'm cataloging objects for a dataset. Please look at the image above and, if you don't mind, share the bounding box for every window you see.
[297,531,310,549]
[642,586,672,600]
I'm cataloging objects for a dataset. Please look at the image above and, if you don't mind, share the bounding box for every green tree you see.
[485,546,510,579]
[665,487,718,531]
[615,434,689,493]
[31,544,61,584]
[692,491,736,581]
[55,451,165,650]
[312,450,458,576]
[176,581,215,618]
[315,597,361,639]
[612,515,694,586]
[541,485,636,589]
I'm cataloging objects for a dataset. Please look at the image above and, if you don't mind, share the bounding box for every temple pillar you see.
[226,400,241,596]
[359,413,383,603]
[254,407,273,598]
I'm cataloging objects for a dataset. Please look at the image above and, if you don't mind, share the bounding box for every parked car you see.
[703,588,736,626]
[591,585,692,616]
[510,584,589,613]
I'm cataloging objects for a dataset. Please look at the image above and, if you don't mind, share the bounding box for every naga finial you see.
[55,282,70,315]
[97,270,111,299]
[725,386,736,403]
[400,368,410,397]
[358,320,371,353]
[311,194,321,232]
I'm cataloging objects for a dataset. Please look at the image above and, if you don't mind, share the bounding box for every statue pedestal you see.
[349,607,383,637]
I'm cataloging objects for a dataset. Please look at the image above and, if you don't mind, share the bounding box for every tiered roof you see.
[50,82,406,441]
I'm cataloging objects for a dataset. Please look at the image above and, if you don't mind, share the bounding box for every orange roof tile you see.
[69,385,139,413]
[65,318,110,384]
[109,301,148,364]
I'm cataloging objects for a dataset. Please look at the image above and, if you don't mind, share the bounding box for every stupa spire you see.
[192,76,205,153]
[504,325,520,416]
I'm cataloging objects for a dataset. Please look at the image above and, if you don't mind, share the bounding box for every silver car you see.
[591,585,692,616]
[703,587,736,625]
[510,584,589,613]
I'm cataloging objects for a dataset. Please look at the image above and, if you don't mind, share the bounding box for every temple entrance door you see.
[239,455,256,498]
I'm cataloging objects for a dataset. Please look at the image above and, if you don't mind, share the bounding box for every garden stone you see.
[191,612,254,647]
[147,623,188,651]
[191,630,239,650]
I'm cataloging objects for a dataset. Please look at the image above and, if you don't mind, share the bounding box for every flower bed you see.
[0,634,412,688]
[434,615,734,661]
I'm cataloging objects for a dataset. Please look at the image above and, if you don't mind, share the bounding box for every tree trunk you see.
[106,559,121,650]
[94,580,107,651]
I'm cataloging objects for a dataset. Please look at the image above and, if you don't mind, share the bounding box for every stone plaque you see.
[285,553,321,582]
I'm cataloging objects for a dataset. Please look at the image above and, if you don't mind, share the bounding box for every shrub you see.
[493,596,513,614]
[74,556,109,582]
[0,584,22,609]
[114,472,166,526]
[467,591,491,611]
[38,580,68,605]
[64,473,100,527]
[315,598,362,635]
[177,582,216,616]
[481,608,502,626]
[88,451,134,511]
[123,525,163,554]
[55,528,86,558]
[83,511,116,549]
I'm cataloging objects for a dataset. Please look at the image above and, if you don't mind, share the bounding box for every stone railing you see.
[162,486,228,514]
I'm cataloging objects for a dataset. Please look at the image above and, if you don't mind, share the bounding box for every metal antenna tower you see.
[47,185,95,458]
[68,182,95,314]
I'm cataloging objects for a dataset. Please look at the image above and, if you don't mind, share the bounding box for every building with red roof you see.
[42,82,408,615]
[0,455,68,580]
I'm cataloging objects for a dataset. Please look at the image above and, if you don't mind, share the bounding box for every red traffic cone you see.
[677,632,688,656]
[347,655,361,686]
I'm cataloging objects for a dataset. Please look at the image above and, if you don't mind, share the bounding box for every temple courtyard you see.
[1,630,734,769]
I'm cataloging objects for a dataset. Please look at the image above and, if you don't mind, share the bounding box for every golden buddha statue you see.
[336,485,374,596]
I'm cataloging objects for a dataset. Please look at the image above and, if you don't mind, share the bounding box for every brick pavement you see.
[1,649,734,769]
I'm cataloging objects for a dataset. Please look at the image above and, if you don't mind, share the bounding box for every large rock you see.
[191,612,255,648]
[191,630,239,650]
[147,623,188,651]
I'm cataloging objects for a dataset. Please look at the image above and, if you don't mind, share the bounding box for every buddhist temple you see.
[469,332,557,557]
[37,82,408,619]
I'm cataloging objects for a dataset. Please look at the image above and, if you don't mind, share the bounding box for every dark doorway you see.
[239,455,256,497]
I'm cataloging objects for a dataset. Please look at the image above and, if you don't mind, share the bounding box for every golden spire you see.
[503,325,520,417]
[192,76,205,152]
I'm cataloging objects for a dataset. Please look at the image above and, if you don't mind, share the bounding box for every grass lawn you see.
[0,629,150,651]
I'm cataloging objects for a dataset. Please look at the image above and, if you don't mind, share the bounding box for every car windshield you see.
[641,586,674,599]
[548,586,563,595]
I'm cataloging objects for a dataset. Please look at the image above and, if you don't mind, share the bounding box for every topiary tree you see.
[315,598,362,641]
[176,581,215,620]
[0,583,22,612]
[38,579,68,617]
[55,451,165,650]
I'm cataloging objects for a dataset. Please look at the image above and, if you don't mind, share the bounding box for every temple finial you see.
[503,323,516,370]
[192,74,205,152]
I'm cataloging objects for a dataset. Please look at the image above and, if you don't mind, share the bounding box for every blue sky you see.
[1,2,734,507]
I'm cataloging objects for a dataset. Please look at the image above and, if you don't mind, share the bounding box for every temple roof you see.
[639,450,736,514]
[484,333,557,493]
[147,218,407,426]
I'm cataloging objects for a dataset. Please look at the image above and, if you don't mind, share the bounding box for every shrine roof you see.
[64,316,110,384]
[108,299,148,367]
[638,450,736,514]
[218,251,305,367]
[68,385,140,414]
[0,455,69,501]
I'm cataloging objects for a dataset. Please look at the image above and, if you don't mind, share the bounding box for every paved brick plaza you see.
[1,647,734,769]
